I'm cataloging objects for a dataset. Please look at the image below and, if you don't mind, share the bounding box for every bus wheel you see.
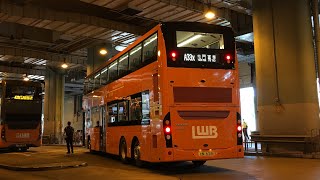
[133,140,143,167]
[21,147,28,152]
[119,139,128,163]
[192,160,206,167]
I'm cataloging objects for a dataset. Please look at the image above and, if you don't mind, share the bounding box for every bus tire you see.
[21,147,28,152]
[192,160,206,167]
[119,138,128,164]
[132,139,143,167]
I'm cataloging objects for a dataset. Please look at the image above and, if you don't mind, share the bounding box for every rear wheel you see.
[192,160,206,167]
[20,147,28,152]
[133,140,143,167]
[119,139,128,163]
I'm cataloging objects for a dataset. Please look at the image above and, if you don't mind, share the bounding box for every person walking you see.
[64,121,74,154]
[242,120,250,141]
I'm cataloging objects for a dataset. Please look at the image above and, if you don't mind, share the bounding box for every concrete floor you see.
[0,146,319,180]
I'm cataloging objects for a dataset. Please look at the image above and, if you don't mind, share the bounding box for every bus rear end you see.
[0,81,42,150]
[160,22,243,164]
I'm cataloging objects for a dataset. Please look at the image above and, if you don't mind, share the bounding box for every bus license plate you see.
[199,151,214,156]
[16,144,26,147]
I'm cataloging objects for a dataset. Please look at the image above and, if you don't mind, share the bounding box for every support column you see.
[253,0,320,152]
[43,68,65,144]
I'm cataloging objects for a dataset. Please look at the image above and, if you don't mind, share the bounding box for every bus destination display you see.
[183,53,217,63]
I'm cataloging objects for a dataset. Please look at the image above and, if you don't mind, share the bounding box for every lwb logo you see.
[192,126,218,139]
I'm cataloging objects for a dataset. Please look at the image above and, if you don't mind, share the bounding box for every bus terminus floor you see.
[0,80,43,151]
[83,22,244,167]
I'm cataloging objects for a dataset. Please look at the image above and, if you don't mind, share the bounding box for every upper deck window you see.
[176,31,224,49]
[142,33,158,63]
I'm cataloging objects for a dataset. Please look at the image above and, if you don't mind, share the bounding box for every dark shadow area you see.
[82,151,257,180]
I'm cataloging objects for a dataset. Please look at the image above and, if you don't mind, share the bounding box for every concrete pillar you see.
[253,0,320,137]
[87,43,119,75]
[43,68,65,144]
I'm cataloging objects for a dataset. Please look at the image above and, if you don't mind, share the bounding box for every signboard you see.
[14,95,33,100]
[183,53,217,63]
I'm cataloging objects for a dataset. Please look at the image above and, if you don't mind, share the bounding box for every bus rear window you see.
[5,86,41,100]
[176,31,224,49]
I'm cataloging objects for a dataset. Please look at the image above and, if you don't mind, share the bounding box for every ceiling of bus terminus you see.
[0,0,254,95]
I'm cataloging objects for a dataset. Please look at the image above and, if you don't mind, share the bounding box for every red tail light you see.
[170,51,177,61]
[165,127,171,134]
[237,126,242,132]
[225,54,232,63]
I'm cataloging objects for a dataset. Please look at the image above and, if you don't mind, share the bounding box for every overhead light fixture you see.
[204,0,215,20]
[23,74,29,81]
[61,63,68,69]
[99,48,108,55]
[205,10,215,19]
[61,57,68,69]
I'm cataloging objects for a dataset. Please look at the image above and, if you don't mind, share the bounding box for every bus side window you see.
[88,78,93,92]
[100,67,108,85]
[118,101,128,122]
[142,91,150,120]
[94,72,101,90]
[91,107,100,128]
[108,61,118,82]
[130,97,142,121]
[84,79,89,94]
[129,44,142,72]
[108,103,118,123]
[142,33,157,64]
[118,53,129,77]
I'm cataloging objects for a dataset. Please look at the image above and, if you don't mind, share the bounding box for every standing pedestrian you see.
[64,121,74,154]
[242,120,250,141]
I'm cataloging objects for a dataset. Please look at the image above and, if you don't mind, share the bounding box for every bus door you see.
[100,105,106,152]
[169,106,235,151]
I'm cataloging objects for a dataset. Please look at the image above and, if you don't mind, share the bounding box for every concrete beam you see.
[0,65,46,76]
[0,22,60,43]
[0,0,147,35]
[0,44,86,65]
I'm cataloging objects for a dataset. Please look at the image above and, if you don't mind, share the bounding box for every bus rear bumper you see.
[160,145,244,162]
[0,141,41,149]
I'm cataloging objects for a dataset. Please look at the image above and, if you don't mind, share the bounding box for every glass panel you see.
[108,61,118,82]
[118,101,128,122]
[85,110,92,128]
[118,53,129,76]
[176,31,224,49]
[91,107,100,128]
[129,44,142,71]
[142,33,158,63]
[94,72,101,89]
[142,91,150,120]
[130,96,142,121]
[100,67,108,85]
[84,78,89,94]
[88,78,94,92]
[108,103,118,123]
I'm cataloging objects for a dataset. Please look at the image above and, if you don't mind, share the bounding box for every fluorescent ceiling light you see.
[177,34,202,47]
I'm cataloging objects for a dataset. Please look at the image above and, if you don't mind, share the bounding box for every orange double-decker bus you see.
[83,22,243,166]
[0,80,43,151]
